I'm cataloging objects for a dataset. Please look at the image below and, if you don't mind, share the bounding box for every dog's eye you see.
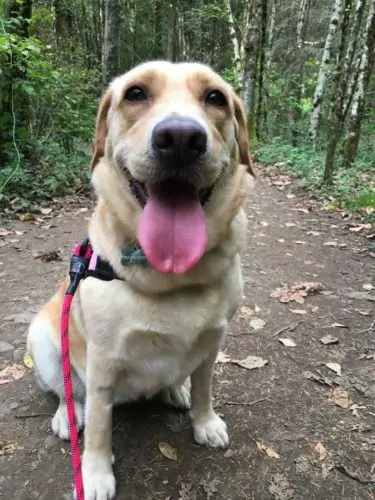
[205,90,227,107]
[124,86,147,102]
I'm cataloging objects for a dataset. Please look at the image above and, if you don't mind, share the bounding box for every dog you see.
[27,60,254,499]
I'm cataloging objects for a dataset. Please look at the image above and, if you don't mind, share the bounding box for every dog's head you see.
[91,61,253,274]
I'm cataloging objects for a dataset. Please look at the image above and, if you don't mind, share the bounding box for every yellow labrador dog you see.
[27,61,254,499]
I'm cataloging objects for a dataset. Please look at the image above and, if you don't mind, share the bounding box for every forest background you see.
[0,0,374,217]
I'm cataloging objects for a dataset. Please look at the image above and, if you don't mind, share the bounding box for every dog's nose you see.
[152,117,207,164]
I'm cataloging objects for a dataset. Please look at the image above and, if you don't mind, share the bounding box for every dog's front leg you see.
[82,342,117,500]
[190,330,229,449]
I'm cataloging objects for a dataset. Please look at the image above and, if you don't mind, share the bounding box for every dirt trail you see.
[0,176,374,500]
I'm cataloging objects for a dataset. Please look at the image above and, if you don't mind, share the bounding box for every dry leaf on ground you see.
[23,352,34,368]
[269,473,295,500]
[325,362,341,376]
[0,228,12,237]
[18,213,37,222]
[158,442,177,461]
[270,282,323,304]
[320,335,338,345]
[329,387,350,409]
[232,356,268,370]
[349,223,372,233]
[290,309,307,315]
[0,443,24,456]
[40,207,53,215]
[314,442,328,461]
[279,338,296,347]
[250,318,266,330]
[328,323,347,328]
[324,241,338,247]
[257,442,280,458]
[363,284,374,291]
[0,364,25,384]
[216,351,231,363]
[239,306,254,317]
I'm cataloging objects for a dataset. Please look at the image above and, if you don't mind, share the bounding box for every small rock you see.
[0,341,13,353]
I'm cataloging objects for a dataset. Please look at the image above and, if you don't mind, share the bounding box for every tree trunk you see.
[263,0,276,134]
[343,0,375,167]
[102,0,119,88]
[323,0,352,184]
[309,0,345,142]
[152,0,163,59]
[255,0,268,139]
[291,0,311,145]
[242,0,262,138]
[225,0,242,89]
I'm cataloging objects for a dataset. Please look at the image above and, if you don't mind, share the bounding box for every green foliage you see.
[255,137,375,215]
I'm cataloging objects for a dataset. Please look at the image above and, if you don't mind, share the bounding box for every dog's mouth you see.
[126,173,214,208]
[125,170,214,275]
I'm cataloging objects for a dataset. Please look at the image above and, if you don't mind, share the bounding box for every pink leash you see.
[61,242,93,500]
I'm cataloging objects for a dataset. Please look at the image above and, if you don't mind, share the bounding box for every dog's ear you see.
[232,93,255,177]
[90,90,112,171]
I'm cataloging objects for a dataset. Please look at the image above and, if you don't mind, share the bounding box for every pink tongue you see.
[137,181,207,274]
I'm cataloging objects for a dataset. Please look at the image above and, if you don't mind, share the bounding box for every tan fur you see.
[27,61,253,499]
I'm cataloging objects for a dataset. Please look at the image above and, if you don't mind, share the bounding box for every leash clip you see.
[66,255,88,295]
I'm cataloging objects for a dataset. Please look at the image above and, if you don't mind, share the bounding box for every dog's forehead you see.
[110,62,230,100]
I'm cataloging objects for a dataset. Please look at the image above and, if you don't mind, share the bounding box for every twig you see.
[355,319,375,335]
[219,396,270,407]
[271,320,303,337]
[271,325,290,337]
[15,412,53,419]
[112,419,125,433]
[335,463,374,485]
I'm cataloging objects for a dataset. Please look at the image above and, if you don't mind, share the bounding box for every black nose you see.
[152,117,207,165]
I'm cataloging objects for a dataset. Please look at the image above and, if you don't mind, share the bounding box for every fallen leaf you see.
[323,241,338,247]
[158,442,177,461]
[357,309,372,316]
[290,309,307,315]
[363,284,374,291]
[232,355,268,370]
[33,250,62,262]
[314,442,328,460]
[250,318,266,330]
[260,221,269,227]
[0,443,24,456]
[254,305,262,313]
[14,230,24,236]
[369,252,375,258]
[329,387,350,409]
[277,238,285,243]
[306,231,321,236]
[329,323,347,328]
[294,240,306,245]
[216,351,231,363]
[270,282,323,304]
[0,228,12,237]
[350,403,366,417]
[349,223,372,233]
[325,362,341,376]
[285,222,296,227]
[0,364,25,384]
[40,207,52,215]
[286,193,295,199]
[257,442,280,458]
[23,352,34,368]
[279,338,296,347]
[239,306,254,317]
[322,462,334,479]
[320,335,339,345]
[296,207,310,214]
[18,213,36,222]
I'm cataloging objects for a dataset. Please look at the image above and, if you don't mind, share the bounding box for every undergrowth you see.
[255,138,375,219]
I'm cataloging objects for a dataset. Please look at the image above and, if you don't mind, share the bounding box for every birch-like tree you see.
[309,0,345,141]
[344,0,375,166]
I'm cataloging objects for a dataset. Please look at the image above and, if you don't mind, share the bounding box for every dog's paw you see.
[193,413,229,448]
[52,401,84,440]
[81,454,116,500]
[161,385,191,410]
